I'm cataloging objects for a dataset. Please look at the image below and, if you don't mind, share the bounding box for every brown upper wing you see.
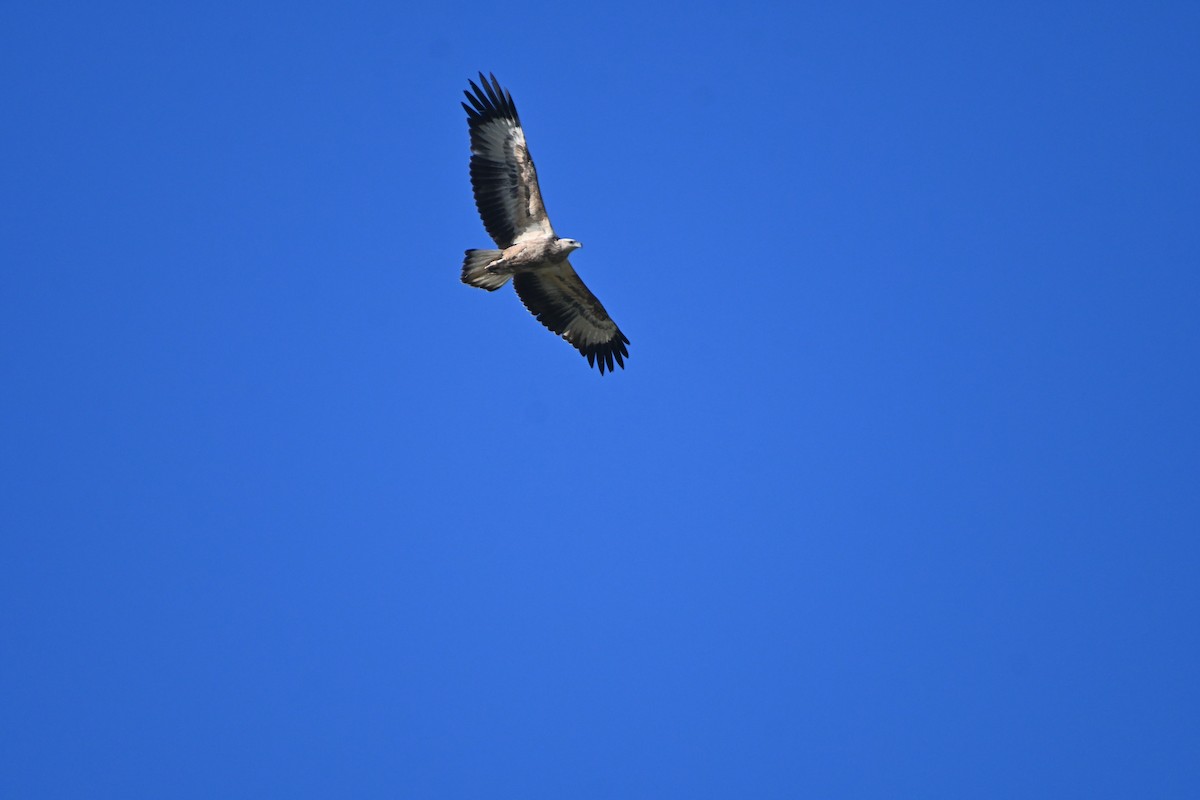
[462,74,554,248]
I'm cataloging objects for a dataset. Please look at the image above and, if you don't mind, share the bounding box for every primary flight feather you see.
[460,73,630,374]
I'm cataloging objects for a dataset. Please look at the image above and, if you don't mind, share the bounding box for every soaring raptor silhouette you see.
[460,73,629,374]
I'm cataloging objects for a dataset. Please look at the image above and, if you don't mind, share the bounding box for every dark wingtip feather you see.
[576,336,630,375]
[464,71,520,126]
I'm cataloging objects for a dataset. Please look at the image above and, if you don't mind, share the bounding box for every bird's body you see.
[460,73,629,374]
[481,236,579,275]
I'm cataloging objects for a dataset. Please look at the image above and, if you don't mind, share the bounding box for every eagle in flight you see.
[460,73,630,374]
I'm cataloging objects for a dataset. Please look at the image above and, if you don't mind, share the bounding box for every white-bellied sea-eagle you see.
[460,73,629,374]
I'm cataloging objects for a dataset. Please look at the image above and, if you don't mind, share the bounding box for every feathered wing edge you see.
[512,264,630,375]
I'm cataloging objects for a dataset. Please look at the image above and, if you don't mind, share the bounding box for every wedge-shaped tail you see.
[461,249,510,291]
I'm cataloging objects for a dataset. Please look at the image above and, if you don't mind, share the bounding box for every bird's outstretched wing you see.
[462,73,554,248]
[512,262,630,374]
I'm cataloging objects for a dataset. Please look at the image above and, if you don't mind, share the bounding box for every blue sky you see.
[2,1,1198,797]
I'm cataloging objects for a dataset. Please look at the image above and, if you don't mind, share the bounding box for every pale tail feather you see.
[461,249,510,291]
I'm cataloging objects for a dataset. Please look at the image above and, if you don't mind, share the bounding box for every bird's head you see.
[559,238,583,252]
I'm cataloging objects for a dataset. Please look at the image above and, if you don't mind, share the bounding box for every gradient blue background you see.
[3,1,1198,797]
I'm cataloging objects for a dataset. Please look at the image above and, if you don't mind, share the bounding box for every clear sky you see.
[2,1,1198,797]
